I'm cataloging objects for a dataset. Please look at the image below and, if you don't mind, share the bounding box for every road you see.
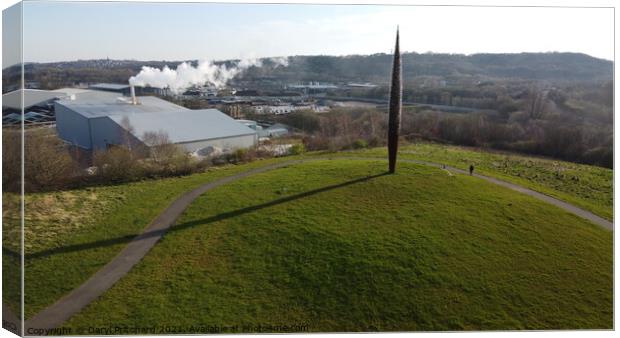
[323,96,497,114]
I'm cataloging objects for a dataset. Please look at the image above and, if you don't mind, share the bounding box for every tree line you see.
[259,101,612,168]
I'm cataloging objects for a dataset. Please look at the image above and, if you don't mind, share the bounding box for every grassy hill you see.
[338,143,613,220]
[62,159,611,330]
[5,159,289,319]
[6,146,612,330]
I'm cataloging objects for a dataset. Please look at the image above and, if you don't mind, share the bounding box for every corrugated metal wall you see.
[90,116,145,150]
[55,103,92,149]
[56,103,257,152]
[178,134,256,153]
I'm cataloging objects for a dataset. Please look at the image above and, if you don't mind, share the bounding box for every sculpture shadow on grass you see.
[20,171,390,261]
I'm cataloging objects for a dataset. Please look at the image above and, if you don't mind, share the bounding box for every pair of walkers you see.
[441,164,474,175]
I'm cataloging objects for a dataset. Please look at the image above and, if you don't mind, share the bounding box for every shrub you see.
[582,147,613,168]
[93,146,144,183]
[290,143,306,155]
[225,148,266,164]
[367,136,383,148]
[352,139,368,149]
[232,148,250,163]
[303,135,330,151]
[2,129,21,192]
[21,129,79,191]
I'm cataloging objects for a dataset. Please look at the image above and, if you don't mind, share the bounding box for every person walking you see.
[469,164,474,176]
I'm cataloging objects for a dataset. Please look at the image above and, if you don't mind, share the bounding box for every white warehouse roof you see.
[110,109,256,145]
[57,96,188,118]
[51,88,92,95]
[2,89,66,110]
[53,88,121,102]
[89,83,131,91]
[55,95,257,150]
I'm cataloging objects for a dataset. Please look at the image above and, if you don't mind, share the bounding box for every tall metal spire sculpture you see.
[388,27,402,174]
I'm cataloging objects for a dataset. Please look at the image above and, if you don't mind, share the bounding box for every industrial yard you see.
[1,82,307,164]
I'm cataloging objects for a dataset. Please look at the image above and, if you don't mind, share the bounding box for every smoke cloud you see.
[270,56,289,67]
[129,58,265,93]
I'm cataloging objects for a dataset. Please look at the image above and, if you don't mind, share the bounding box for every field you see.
[337,143,613,220]
[62,159,612,330]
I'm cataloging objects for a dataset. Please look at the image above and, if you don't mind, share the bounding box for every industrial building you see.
[89,83,132,95]
[89,83,167,96]
[2,88,128,126]
[2,89,66,125]
[236,120,290,139]
[259,123,290,138]
[55,92,257,154]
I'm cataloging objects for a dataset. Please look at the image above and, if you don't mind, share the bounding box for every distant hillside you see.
[2,52,613,92]
[242,52,613,84]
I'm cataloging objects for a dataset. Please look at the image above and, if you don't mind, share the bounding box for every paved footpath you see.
[24,161,302,332]
[3,303,20,336]
[384,157,613,231]
[21,157,612,332]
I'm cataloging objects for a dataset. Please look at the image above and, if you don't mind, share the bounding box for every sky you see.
[3,1,615,66]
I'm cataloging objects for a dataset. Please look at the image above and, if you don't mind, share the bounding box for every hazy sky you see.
[2,2,20,68]
[12,2,615,64]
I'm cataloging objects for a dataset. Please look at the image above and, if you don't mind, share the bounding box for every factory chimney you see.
[130,83,138,105]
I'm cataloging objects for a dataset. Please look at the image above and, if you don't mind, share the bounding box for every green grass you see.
[64,160,612,331]
[2,192,22,318]
[335,143,612,220]
[14,158,293,319]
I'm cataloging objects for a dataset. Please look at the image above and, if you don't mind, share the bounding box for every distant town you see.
[1,51,613,167]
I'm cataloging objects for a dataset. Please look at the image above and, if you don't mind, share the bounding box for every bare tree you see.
[142,130,181,164]
[337,113,353,145]
[526,86,548,120]
[142,130,194,175]
[120,116,136,154]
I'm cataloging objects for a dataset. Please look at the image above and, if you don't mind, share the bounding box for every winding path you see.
[21,157,612,332]
[3,303,20,336]
[367,157,612,231]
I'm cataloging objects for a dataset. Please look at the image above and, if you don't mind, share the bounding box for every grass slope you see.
[337,143,612,220]
[10,158,290,319]
[2,192,21,318]
[64,160,612,331]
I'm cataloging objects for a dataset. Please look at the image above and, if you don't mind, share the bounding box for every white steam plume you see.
[129,59,263,94]
[270,56,289,67]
